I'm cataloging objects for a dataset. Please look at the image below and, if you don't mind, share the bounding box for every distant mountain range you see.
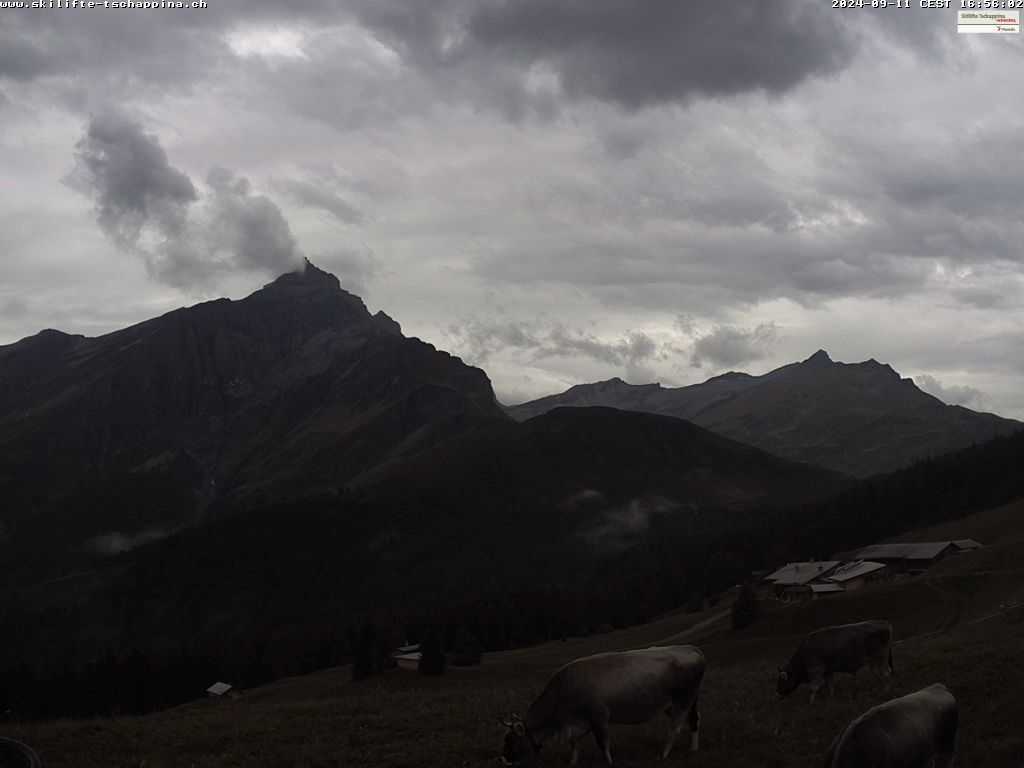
[505,350,1020,478]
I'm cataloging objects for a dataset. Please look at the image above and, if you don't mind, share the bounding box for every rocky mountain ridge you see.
[0,261,507,568]
[505,350,1020,477]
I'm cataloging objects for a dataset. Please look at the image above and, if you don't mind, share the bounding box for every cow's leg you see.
[871,659,894,690]
[568,737,580,766]
[592,721,613,765]
[809,676,823,703]
[661,701,688,758]
[563,722,590,766]
[875,663,888,689]
[825,672,835,699]
[934,753,954,768]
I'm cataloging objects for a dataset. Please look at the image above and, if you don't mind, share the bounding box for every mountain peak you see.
[804,349,832,365]
[248,259,374,320]
[265,259,341,291]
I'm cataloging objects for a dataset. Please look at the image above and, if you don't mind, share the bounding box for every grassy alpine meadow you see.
[6,501,1024,768]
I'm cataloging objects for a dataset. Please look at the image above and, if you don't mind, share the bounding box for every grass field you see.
[6,500,1024,767]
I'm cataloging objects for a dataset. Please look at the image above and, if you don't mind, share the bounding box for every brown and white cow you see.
[501,645,706,765]
[777,620,893,702]
[822,683,957,767]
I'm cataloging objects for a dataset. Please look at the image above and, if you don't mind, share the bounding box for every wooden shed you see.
[206,681,241,699]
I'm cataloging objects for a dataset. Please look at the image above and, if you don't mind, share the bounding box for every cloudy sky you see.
[2,1,1022,416]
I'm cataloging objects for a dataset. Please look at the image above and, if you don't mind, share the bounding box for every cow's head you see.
[776,668,799,698]
[500,714,537,764]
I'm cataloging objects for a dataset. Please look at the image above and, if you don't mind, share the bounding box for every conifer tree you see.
[418,627,446,676]
[731,581,761,630]
[351,622,377,681]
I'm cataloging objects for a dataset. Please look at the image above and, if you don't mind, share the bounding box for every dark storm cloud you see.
[70,112,197,248]
[1,1,864,136]
[343,0,858,117]
[463,0,854,109]
[70,113,302,288]
[4,2,860,115]
[690,323,778,370]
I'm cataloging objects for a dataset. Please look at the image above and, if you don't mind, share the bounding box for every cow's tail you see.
[888,644,894,676]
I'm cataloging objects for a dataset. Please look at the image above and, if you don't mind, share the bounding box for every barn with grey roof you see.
[855,540,982,574]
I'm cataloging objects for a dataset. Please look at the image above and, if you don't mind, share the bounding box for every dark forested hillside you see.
[3,423,1021,720]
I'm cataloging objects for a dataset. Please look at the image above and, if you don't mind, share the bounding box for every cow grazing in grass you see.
[500,645,706,765]
[822,683,957,767]
[777,620,893,702]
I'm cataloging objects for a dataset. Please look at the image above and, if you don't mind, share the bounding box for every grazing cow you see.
[777,620,893,702]
[500,645,705,765]
[822,683,957,767]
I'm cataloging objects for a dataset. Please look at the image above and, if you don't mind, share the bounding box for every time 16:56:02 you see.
[961,0,1024,7]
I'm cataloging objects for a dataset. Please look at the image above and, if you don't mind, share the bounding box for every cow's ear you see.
[513,722,526,736]
[500,717,513,728]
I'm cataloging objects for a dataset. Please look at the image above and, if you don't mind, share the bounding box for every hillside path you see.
[639,609,730,649]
